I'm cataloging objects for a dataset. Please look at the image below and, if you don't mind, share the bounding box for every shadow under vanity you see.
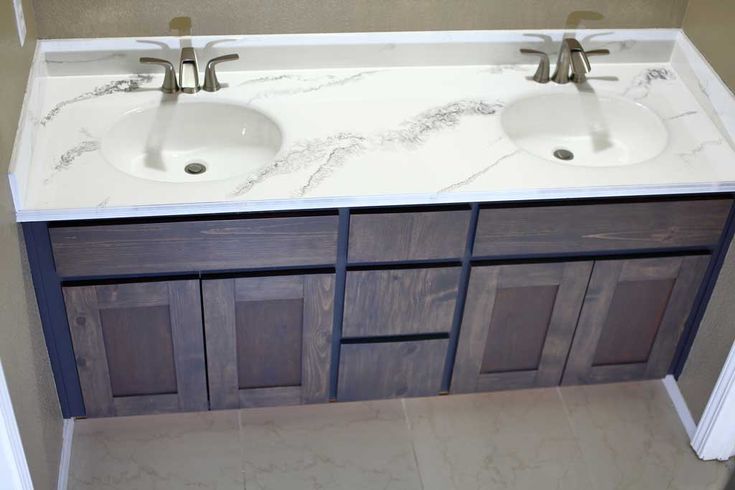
[22,194,735,418]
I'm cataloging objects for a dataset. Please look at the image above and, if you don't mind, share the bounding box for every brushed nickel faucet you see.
[140,48,240,94]
[521,38,609,84]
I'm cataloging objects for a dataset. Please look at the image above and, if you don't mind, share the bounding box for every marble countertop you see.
[9,29,735,221]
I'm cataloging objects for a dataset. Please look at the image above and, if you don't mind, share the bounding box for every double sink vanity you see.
[10,29,735,419]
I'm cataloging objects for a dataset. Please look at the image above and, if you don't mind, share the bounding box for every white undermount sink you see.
[501,92,669,167]
[101,101,282,183]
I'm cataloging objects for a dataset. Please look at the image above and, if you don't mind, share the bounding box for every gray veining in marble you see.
[231,99,503,197]
[242,71,378,103]
[624,67,677,100]
[40,74,152,126]
[54,141,100,171]
[440,146,520,193]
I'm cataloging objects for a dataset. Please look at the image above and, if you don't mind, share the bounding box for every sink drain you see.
[553,149,574,161]
[184,162,207,175]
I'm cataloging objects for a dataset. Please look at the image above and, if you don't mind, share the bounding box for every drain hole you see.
[184,162,207,175]
[553,149,574,161]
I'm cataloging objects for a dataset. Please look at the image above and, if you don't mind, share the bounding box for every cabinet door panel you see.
[64,280,207,417]
[338,340,448,401]
[563,256,710,385]
[452,262,592,393]
[203,274,334,409]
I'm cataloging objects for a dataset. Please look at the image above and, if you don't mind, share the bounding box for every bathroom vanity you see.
[12,29,735,418]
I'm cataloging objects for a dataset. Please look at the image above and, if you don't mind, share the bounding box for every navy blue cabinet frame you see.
[23,194,735,419]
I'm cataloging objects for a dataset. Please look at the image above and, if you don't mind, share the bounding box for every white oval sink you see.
[501,93,668,167]
[101,102,282,183]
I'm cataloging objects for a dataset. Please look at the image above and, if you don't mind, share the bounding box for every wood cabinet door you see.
[563,256,710,385]
[64,280,207,417]
[202,274,335,409]
[452,262,592,393]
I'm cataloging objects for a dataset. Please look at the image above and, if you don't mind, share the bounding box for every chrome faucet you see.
[140,48,240,94]
[521,38,609,85]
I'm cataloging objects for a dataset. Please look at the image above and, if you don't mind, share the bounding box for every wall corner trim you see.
[691,340,735,461]
[56,418,74,490]
[0,360,34,490]
[662,375,697,439]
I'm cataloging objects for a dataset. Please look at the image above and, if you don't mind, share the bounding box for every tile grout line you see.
[556,386,601,490]
[401,398,426,490]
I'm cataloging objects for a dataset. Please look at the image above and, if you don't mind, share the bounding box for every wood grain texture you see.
[202,279,240,409]
[563,256,710,385]
[64,286,115,417]
[203,274,334,409]
[239,386,302,408]
[50,215,339,277]
[349,210,471,262]
[474,199,732,257]
[99,305,177,397]
[64,280,207,417]
[167,281,209,412]
[301,275,335,404]
[343,267,461,337]
[337,339,448,401]
[451,262,592,393]
[235,299,304,389]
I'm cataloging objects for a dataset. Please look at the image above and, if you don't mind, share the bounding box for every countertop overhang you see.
[9,29,735,222]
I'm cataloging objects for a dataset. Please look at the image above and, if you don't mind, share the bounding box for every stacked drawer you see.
[337,209,470,401]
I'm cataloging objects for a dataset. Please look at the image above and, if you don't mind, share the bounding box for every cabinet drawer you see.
[474,199,732,257]
[342,267,461,337]
[50,215,339,277]
[337,340,448,401]
[349,210,470,262]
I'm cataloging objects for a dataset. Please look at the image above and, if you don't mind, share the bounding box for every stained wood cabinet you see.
[563,256,710,385]
[36,197,731,419]
[202,274,335,409]
[64,280,208,417]
[452,262,592,393]
[452,255,711,395]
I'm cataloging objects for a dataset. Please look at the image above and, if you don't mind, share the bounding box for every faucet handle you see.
[520,49,550,84]
[139,57,179,93]
[585,49,611,57]
[203,54,240,92]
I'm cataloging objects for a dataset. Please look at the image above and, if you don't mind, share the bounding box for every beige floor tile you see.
[404,388,594,490]
[560,380,732,490]
[238,399,422,490]
[68,410,243,490]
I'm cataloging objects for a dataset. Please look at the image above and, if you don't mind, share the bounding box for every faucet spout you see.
[179,47,200,93]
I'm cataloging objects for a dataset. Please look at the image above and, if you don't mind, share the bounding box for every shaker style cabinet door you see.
[202,274,335,409]
[64,280,208,417]
[563,255,710,385]
[452,262,592,393]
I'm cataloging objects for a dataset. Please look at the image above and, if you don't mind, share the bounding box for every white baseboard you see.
[662,375,697,439]
[56,419,74,490]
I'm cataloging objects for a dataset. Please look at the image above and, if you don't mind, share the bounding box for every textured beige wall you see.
[678,1,735,423]
[682,0,735,90]
[32,0,688,39]
[0,0,64,488]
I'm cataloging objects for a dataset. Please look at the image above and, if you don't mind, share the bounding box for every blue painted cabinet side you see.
[22,222,85,418]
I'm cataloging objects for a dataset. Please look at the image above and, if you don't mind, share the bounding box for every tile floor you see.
[68,380,735,490]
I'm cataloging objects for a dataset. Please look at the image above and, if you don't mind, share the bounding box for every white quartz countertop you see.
[10,29,735,221]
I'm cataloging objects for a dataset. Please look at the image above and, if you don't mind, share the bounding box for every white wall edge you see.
[691,340,735,461]
[56,419,74,490]
[0,360,34,490]
[662,375,697,439]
